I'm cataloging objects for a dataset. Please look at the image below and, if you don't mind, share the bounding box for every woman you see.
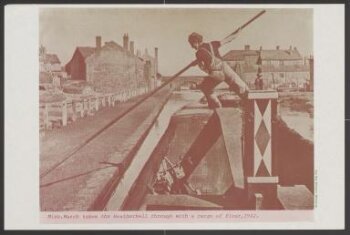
[188,32,249,108]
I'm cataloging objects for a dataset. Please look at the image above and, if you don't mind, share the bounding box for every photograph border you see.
[1,0,348,233]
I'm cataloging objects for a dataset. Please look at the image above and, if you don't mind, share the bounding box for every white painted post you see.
[112,95,115,107]
[62,101,68,126]
[95,97,99,111]
[83,99,87,115]
[108,95,111,106]
[102,96,106,107]
[72,101,77,121]
[88,98,93,115]
[80,101,84,117]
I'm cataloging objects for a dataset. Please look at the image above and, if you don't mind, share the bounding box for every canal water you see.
[105,90,203,210]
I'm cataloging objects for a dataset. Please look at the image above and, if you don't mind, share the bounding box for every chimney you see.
[244,45,250,51]
[276,45,280,50]
[154,47,158,76]
[96,36,102,50]
[289,45,292,51]
[259,46,262,51]
[123,33,129,51]
[130,41,134,55]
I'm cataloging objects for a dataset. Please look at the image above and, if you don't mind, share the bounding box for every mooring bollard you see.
[243,90,279,207]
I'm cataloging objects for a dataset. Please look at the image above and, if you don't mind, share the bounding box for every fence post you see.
[88,98,93,115]
[72,101,77,121]
[112,95,115,107]
[102,96,106,107]
[122,92,125,102]
[108,95,111,106]
[95,97,99,111]
[62,101,68,126]
[80,101,84,117]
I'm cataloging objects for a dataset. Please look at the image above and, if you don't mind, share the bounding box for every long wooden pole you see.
[40,10,267,178]
[223,10,266,40]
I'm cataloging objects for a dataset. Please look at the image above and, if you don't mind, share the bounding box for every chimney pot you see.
[276,45,280,50]
[123,33,129,51]
[96,36,102,50]
[244,45,250,51]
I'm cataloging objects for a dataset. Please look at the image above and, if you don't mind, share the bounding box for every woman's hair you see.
[188,32,203,45]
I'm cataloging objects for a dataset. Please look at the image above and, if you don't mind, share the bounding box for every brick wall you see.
[86,48,155,93]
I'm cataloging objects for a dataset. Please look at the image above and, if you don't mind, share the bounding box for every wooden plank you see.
[215,108,245,189]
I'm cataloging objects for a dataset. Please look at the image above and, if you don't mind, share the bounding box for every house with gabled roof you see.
[65,34,158,93]
[223,45,311,90]
[65,46,95,81]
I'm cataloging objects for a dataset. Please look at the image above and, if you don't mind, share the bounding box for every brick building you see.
[223,45,311,90]
[65,34,158,93]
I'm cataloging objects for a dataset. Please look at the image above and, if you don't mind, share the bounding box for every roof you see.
[239,64,309,73]
[223,48,302,61]
[67,41,147,68]
[40,54,61,64]
[102,41,124,51]
[223,50,259,61]
[260,49,302,60]
[76,47,96,59]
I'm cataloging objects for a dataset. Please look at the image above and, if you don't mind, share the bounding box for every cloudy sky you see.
[40,7,313,76]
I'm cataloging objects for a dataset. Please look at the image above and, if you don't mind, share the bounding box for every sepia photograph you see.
[38,7,314,213]
[3,3,346,230]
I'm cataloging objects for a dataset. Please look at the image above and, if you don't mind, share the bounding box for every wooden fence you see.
[39,86,150,131]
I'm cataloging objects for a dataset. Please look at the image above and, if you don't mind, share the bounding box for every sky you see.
[40,7,313,76]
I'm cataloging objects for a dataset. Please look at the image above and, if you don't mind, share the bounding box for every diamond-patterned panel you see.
[255,120,270,156]
[256,161,270,176]
[256,99,269,116]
